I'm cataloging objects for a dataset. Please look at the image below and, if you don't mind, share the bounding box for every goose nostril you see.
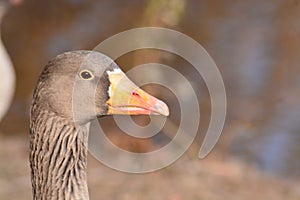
[132,91,140,97]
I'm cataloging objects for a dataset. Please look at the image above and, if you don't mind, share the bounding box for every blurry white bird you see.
[0,0,16,122]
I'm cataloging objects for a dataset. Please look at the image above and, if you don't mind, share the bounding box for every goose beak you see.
[105,69,169,116]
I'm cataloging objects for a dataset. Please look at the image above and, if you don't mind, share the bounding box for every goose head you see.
[32,50,169,125]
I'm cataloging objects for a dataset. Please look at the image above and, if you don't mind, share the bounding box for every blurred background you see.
[0,0,300,199]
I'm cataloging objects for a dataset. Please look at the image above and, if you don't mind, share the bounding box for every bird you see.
[29,50,169,199]
[0,0,16,123]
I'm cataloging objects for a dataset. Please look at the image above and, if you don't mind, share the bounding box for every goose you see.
[29,50,169,199]
[0,0,16,123]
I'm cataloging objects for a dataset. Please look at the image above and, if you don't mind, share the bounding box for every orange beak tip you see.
[152,100,169,116]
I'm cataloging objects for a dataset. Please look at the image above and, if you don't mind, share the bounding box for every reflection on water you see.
[232,100,300,178]
[259,104,300,177]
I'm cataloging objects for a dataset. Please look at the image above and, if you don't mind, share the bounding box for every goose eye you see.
[79,70,94,80]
